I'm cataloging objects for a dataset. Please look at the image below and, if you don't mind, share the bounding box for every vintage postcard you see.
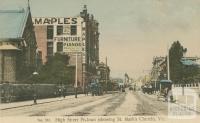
[0,0,200,123]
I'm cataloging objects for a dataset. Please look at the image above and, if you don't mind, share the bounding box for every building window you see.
[57,42,63,52]
[47,42,53,56]
[57,26,63,35]
[47,26,53,39]
[70,25,77,35]
[63,25,70,34]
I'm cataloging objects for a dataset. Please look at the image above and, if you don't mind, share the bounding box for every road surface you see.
[0,90,172,116]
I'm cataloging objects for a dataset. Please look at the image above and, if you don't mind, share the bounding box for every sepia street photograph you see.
[0,0,200,122]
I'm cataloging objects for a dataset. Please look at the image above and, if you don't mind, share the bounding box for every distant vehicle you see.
[122,88,125,92]
[89,79,103,96]
[141,84,154,94]
[129,87,133,90]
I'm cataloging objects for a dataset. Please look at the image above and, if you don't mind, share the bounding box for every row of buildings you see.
[0,4,110,88]
[150,56,200,84]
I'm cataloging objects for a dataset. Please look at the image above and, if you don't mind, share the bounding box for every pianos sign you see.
[54,37,84,53]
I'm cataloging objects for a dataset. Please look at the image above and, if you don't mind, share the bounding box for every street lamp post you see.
[32,71,38,104]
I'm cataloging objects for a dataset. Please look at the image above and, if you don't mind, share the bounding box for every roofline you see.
[0,38,24,42]
[19,7,30,37]
[32,15,82,18]
[0,9,25,13]
[0,8,29,39]
[181,57,200,60]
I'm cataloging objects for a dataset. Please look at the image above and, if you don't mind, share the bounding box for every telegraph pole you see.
[75,53,78,98]
[105,57,108,93]
[155,63,158,91]
[167,44,170,80]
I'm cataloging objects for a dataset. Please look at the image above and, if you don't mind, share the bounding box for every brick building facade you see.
[33,5,100,88]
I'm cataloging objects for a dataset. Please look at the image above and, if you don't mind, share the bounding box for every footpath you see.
[0,94,86,110]
[141,87,200,113]
[172,87,200,113]
[0,91,118,110]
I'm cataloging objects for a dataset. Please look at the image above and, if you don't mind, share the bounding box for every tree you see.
[193,72,200,83]
[182,65,199,83]
[169,41,187,83]
[29,53,75,85]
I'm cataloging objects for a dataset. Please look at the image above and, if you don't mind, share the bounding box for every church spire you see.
[83,5,87,11]
[27,0,30,10]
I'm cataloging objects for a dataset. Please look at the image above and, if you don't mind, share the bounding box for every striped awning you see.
[181,59,199,66]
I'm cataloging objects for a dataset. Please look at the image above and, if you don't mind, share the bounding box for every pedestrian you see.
[85,85,88,96]
[164,87,168,102]
[33,93,37,104]
[134,84,136,91]
[59,88,62,97]
[167,88,173,102]
[63,87,66,98]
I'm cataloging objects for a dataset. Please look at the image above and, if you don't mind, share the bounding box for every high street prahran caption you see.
[72,116,165,122]
[36,116,166,123]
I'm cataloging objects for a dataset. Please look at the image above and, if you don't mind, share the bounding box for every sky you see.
[1,0,200,79]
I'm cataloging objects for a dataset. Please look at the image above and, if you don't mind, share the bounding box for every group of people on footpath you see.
[163,87,173,102]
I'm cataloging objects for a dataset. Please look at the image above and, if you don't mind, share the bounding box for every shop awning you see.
[0,44,20,50]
